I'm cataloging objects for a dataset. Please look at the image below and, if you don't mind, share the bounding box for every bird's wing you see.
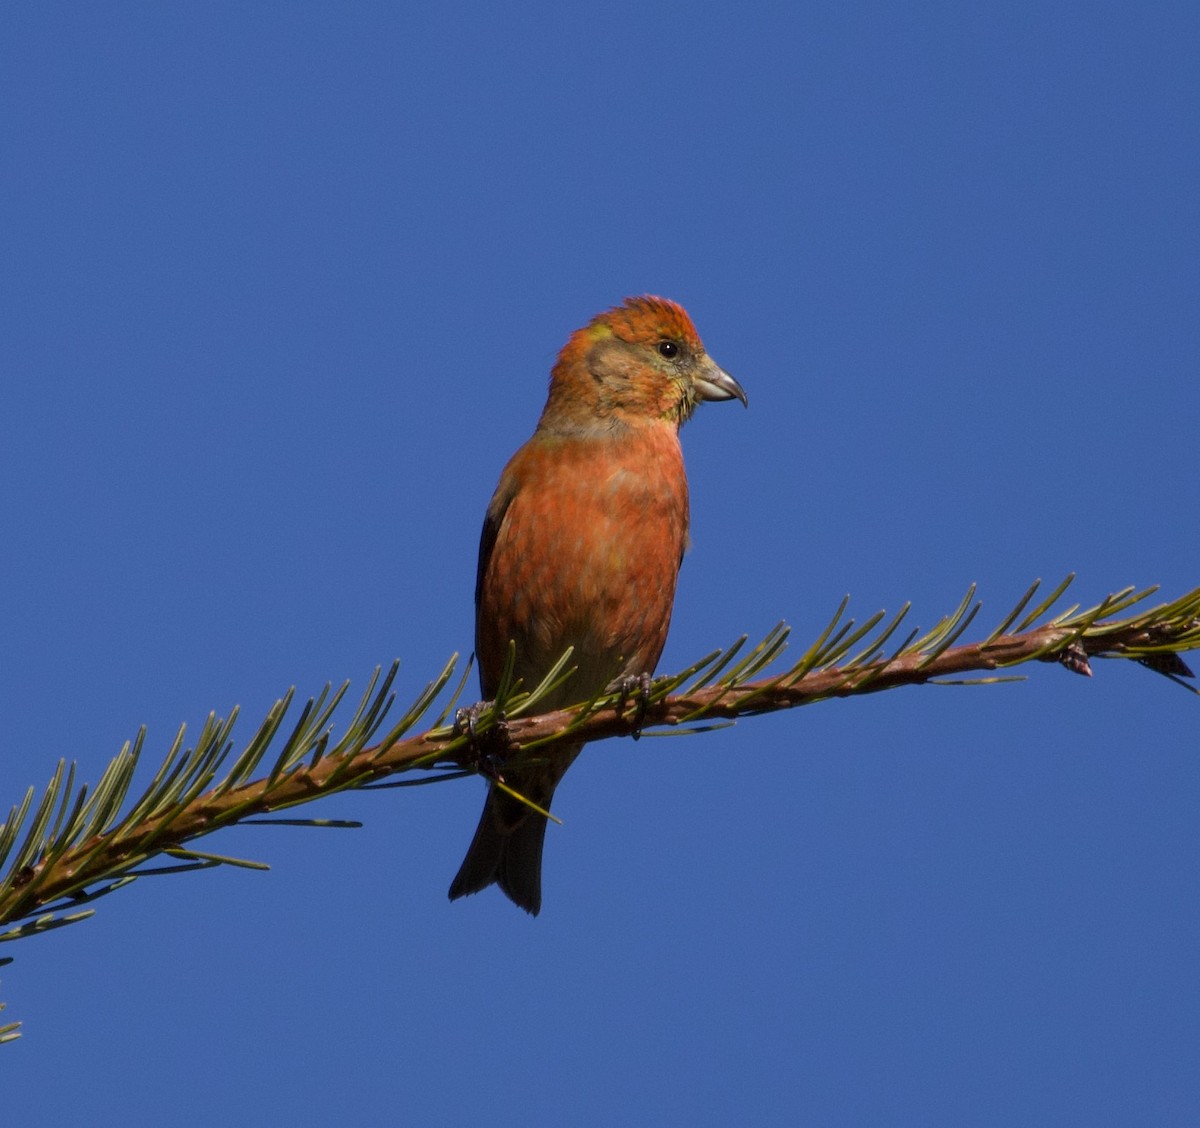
[474,479,519,699]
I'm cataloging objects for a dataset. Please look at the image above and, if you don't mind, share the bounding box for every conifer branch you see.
[1,576,1196,1038]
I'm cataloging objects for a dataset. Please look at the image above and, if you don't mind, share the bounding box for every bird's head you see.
[539,295,747,436]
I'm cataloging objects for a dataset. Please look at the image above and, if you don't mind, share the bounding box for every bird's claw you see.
[453,702,511,781]
[615,672,654,740]
[453,702,485,742]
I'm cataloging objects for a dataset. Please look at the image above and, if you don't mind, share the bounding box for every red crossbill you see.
[449,296,746,914]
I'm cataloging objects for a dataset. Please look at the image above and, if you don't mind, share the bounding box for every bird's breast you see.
[476,427,689,705]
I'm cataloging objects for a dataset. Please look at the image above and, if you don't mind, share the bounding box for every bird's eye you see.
[657,340,680,359]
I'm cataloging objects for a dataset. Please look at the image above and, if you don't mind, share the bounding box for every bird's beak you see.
[693,355,748,407]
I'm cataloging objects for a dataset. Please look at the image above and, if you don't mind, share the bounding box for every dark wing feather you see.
[473,489,515,700]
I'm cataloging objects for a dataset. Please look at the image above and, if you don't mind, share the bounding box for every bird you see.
[448,295,747,914]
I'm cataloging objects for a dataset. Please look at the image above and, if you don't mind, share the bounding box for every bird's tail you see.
[448,744,582,915]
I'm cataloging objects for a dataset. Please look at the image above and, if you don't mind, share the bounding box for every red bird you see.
[449,296,746,914]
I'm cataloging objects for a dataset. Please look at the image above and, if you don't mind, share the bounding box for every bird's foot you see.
[453,701,485,743]
[453,702,512,781]
[614,672,654,740]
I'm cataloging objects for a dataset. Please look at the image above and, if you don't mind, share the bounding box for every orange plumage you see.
[449,296,746,914]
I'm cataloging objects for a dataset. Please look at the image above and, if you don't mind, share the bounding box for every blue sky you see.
[4,3,1198,1124]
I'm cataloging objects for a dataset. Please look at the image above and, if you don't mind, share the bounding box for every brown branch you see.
[2,609,1192,929]
[474,615,1194,744]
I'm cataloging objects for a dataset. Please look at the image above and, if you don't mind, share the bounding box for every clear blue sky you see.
[4,4,1198,1124]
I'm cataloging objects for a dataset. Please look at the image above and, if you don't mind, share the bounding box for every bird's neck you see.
[535,405,677,442]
